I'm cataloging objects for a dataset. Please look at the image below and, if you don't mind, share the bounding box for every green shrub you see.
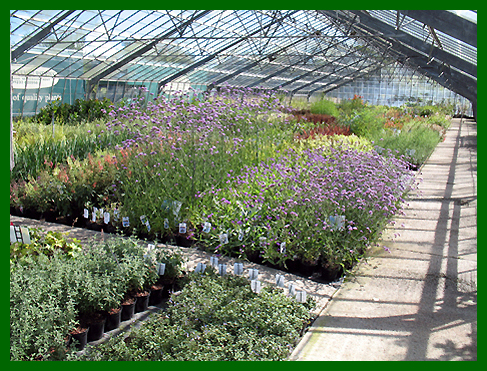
[10,227,82,263]
[310,99,339,117]
[32,98,112,125]
[10,254,78,361]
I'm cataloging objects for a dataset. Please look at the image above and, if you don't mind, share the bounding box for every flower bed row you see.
[11,86,449,280]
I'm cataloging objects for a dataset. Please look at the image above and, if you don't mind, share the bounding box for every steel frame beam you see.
[347,10,476,78]
[206,35,309,90]
[398,10,477,48]
[157,10,298,91]
[320,63,388,94]
[292,56,375,94]
[88,10,212,88]
[324,10,476,103]
[11,10,77,61]
[277,46,369,92]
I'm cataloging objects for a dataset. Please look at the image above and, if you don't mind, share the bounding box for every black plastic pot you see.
[105,308,122,332]
[87,318,106,342]
[69,327,89,351]
[135,291,150,313]
[121,300,136,321]
[149,285,164,306]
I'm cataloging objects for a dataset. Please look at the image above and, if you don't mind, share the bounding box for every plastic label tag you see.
[194,262,206,274]
[158,262,166,275]
[219,233,228,245]
[164,218,169,229]
[276,274,285,288]
[147,243,155,251]
[179,223,187,234]
[202,222,211,233]
[122,216,130,227]
[83,208,89,219]
[329,215,345,231]
[103,212,110,224]
[279,241,286,254]
[296,291,307,303]
[140,215,148,225]
[234,262,244,275]
[218,264,227,276]
[210,256,219,268]
[173,200,182,216]
[251,280,261,294]
[92,211,97,222]
[161,200,171,212]
[113,209,120,221]
[288,283,296,297]
[249,268,259,280]
[238,230,244,241]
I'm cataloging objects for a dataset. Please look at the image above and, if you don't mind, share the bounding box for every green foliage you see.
[10,253,78,361]
[370,117,445,166]
[309,99,339,117]
[10,237,184,360]
[76,271,315,361]
[32,98,113,125]
[10,227,82,263]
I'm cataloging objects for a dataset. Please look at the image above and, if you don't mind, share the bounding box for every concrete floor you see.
[290,118,477,361]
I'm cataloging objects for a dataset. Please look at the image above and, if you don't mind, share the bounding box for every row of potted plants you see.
[10,234,185,360]
[71,268,316,361]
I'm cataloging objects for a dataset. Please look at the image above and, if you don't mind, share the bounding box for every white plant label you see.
[158,262,166,275]
[296,291,307,303]
[173,200,182,216]
[164,218,169,229]
[234,263,244,275]
[249,268,259,281]
[91,211,97,223]
[179,223,187,234]
[276,274,285,288]
[194,262,206,274]
[218,264,227,276]
[251,280,261,294]
[103,212,110,224]
[288,283,296,297]
[99,208,103,217]
[122,216,130,227]
[219,233,228,245]
[140,215,148,224]
[210,256,219,268]
[83,208,89,219]
[147,243,155,251]
[329,215,345,231]
[113,209,120,221]
[238,230,244,241]
[202,222,211,233]
[279,241,286,254]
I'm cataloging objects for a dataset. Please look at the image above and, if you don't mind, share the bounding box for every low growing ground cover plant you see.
[73,269,315,361]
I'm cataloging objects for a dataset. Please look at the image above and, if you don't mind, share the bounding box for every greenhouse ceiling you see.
[10,10,477,106]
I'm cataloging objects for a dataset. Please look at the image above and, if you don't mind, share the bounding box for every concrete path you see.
[290,117,477,361]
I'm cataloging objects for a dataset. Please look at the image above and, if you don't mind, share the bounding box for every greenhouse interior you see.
[10,10,477,361]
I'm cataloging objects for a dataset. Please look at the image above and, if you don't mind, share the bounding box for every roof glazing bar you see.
[157,10,298,91]
[11,10,76,61]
